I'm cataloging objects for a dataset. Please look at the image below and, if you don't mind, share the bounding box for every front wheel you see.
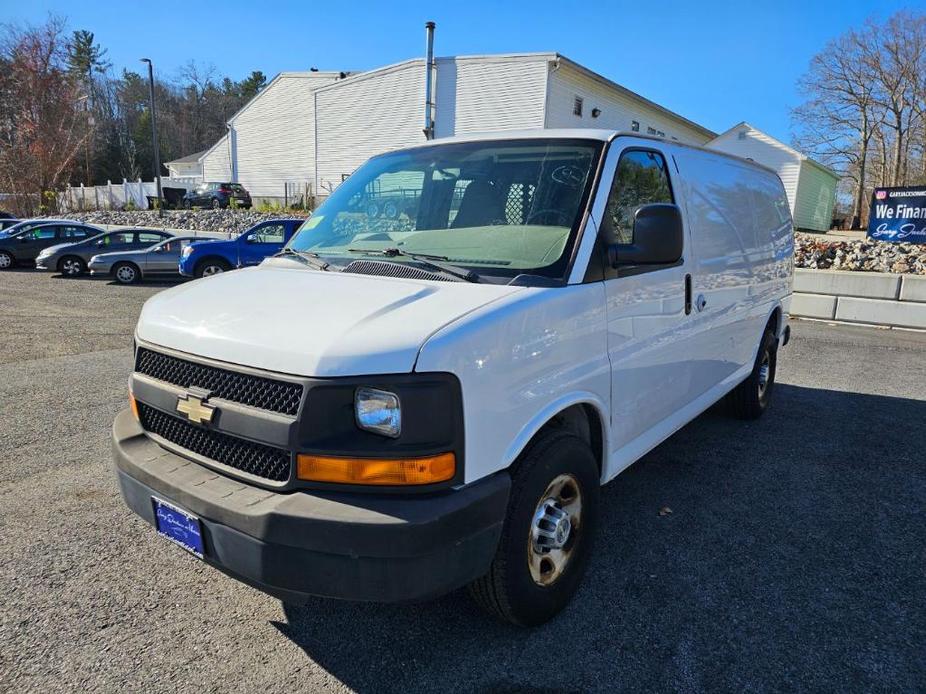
[113,262,140,285]
[59,256,86,277]
[211,198,222,209]
[726,328,777,420]
[195,258,230,278]
[468,430,599,626]
[0,251,13,269]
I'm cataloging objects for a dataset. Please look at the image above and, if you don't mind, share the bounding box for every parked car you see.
[181,182,252,209]
[113,130,793,625]
[35,228,173,276]
[0,218,21,231]
[0,222,104,270]
[178,218,303,278]
[89,235,219,284]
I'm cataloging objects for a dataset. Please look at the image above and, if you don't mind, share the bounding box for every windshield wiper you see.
[348,247,479,283]
[275,247,330,271]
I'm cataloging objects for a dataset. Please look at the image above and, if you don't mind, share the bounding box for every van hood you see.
[136,262,523,377]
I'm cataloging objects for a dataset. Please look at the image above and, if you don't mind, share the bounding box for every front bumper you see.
[35,258,53,270]
[112,409,509,603]
[88,263,112,275]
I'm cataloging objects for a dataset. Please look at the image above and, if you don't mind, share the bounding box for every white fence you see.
[59,177,199,211]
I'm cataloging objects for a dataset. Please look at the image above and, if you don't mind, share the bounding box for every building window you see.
[646,126,657,135]
[573,96,583,117]
[631,120,640,132]
[738,130,747,140]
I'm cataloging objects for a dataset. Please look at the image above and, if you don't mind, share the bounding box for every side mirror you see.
[608,203,683,267]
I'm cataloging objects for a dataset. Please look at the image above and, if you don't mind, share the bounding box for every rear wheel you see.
[113,262,140,285]
[182,199,192,210]
[211,198,222,209]
[726,328,777,420]
[0,251,13,269]
[59,255,86,277]
[468,430,599,626]
[195,258,230,278]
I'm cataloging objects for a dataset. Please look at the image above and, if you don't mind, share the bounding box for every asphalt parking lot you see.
[1,269,924,693]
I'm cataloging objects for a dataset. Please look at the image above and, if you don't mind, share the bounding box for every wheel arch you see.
[501,393,609,483]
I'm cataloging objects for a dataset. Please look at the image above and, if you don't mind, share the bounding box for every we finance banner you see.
[868,186,926,244]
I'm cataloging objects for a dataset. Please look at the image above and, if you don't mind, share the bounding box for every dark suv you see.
[182,182,252,210]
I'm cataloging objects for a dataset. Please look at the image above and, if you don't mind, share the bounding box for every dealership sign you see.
[868,186,926,244]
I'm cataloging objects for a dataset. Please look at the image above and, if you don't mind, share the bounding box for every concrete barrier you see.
[790,269,926,330]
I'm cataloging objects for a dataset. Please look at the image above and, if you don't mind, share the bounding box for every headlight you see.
[355,387,401,438]
[181,246,194,257]
[37,250,51,259]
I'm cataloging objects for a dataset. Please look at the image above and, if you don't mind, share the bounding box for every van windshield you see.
[289,138,602,280]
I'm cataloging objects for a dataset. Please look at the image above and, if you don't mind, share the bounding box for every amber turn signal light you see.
[297,452,455,486]
[129,391,140,420]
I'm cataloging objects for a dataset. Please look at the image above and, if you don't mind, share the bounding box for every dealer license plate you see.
[152,497,204,558]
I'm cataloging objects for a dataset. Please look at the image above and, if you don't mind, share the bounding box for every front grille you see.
[138,402,291,483]
[136,348,303,416]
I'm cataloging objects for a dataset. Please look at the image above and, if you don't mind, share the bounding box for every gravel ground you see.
[1,270,924,693]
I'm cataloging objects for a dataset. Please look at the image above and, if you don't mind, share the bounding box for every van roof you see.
[406,129,781,177]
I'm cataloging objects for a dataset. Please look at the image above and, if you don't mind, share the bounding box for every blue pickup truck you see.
[179,218,304,278]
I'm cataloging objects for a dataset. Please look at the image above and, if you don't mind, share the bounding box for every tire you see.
[726,328,777,420]
[182,199,191,210]
[211,198,222,209]
[0,250,13,270]
[468,430,599,626]
[58,255,86,277]
[195,258,230,279]
[113,262,140,285]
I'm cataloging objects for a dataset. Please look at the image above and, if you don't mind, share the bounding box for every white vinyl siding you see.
[231,73,337,198]
[314,61,427,196]
[544,63,712,145]
[793,160,837,232]
[201,134,233,182]
[434,56,548,137]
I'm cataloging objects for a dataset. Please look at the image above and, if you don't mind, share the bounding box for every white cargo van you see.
[113,130,793,626]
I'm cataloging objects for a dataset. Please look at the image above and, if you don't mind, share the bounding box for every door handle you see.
[695,294,707,312]
[684,274,692,315]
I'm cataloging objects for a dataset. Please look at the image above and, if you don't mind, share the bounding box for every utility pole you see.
[141,58,164,216]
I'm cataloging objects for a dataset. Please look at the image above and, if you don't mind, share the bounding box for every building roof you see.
[165,149,208,166]
[711,121,839,179]
[310,52,717,140]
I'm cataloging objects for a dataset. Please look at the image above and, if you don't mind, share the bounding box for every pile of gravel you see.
[794,233,926,275]
[42,209,310,235]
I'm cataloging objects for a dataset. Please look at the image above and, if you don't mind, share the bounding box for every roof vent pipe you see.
[423,21,436,140]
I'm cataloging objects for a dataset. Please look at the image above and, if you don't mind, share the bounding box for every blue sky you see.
[0,0,911,143]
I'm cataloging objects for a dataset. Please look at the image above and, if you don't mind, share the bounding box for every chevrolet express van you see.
[113,130,793,626]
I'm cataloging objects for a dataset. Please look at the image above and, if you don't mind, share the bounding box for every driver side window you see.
[248,224,285,244]
[600,150,673,245]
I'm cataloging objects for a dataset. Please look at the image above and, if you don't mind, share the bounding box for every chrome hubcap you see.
[758,351,771,397]
[528,473,582,586]
[63,259,80,275]
[117,266,135,282]
[202,265,223,276]
[0,253,10,268]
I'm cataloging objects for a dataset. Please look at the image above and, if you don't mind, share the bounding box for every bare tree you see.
[793,23,883,228]
[0,17,90,214]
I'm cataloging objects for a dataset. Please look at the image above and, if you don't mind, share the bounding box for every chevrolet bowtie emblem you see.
[176,387,215,425]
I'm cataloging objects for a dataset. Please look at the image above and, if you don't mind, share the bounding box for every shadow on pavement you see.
[274,384,926,692]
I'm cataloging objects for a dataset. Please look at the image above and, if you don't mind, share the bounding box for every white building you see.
[164,149,207,179]
[200,53,716,204]
[707,122,839,232]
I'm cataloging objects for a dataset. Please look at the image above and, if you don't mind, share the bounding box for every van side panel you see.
[671,146,792,398]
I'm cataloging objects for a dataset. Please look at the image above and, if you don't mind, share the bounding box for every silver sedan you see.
[89,235,218,284]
